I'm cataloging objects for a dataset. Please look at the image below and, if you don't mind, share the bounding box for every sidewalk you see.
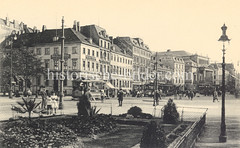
[195,116,240,148]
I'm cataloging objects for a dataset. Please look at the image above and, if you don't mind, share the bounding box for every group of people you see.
[173,89,196,100]
[40,88,59,115]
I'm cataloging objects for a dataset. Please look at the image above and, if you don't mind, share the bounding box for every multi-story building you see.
[155,50,185,86]
[113,37,152,89]
[163,50,214,89]
[10,21,134,96]
[80,24,112,81]
[12,21,103,95]
[150,52,173,92]
[110,44,133,94]
[210,63,236,92]
[0,17,34,93]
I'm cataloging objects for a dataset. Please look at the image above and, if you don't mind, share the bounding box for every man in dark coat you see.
[117,89,124,106]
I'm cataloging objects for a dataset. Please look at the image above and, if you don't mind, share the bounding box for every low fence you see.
[161,106,208,122]
[168,110,207,148]
[91,101,163,117]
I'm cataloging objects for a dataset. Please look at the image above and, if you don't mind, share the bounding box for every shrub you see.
[61,114,117,137]
[140,113,153,119]
[163,99,179,124]
[0,119,82,148]
[127,106,142,117]
[11,97,42,121]
[89,106,101,117]
[140,121,166,148]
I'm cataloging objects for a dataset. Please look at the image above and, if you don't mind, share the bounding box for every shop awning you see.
[105,82,115,89]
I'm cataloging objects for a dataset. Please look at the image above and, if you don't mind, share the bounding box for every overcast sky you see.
[1,0,240,71]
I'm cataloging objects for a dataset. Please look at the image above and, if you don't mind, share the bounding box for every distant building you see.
[150,52,172,91]
[80,24,112,81]
[161,50,214,89]
[110,44,133,94]
[9,22,103,95]
[113,37,152,89]
[0,17,34,93]
[154,50,185,86]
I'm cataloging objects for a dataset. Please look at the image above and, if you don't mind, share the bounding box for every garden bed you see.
[0,114,117,148]
[0,114,194,148]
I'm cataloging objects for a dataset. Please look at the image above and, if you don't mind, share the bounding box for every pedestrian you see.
[213,89,219,102]
[159,89,162,100]
[51,92,59,115]
[153,90,159,106]
[179,90,182,100]
[187,90,191,99]
[174,89,178,100]
[85,88,93,101]
[117,89,124,106]
[100,89,105,103]
[46,95,53,115]
[40,88,47,109]
[190,90,194,100]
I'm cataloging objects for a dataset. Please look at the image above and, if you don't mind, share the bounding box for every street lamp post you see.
[8,32,17,98]
[218,24,230,142]
[154,52,158,106]
[59,16,65,109]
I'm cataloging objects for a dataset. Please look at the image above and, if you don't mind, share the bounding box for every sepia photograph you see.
[0,0,240,147]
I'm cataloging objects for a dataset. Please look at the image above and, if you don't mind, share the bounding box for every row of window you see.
[111,54,133,65]
[82,48,110,60]
[111,66,132,76]
[175,78,184,84]
[44,59,78,69]
[111,80,131,88]
[133,56,150,66]
[36,47,78,55]
[99,39,110,49]
[175,64,184,69]
[133,47,151,58]
[133,66,150,73]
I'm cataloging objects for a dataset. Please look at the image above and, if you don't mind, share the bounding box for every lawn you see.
[83,122,179,148]
[84,124,144,148]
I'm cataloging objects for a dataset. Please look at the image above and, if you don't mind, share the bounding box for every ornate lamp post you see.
[8,32,17,98]
[59,16,65,109]
[218,24,230,142]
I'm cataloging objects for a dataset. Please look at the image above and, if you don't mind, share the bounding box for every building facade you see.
[113,37,152,87]
[110,44,133,94]
[0,17,34,93]
[155,50,185,86]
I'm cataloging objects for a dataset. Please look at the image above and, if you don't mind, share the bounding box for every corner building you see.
[113,37,152,89]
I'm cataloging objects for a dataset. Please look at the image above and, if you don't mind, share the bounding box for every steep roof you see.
[157,50,192,57]
[112,44,132,57]
[114,37,151,52]
[81,24,111,41]
[12,28,98,47]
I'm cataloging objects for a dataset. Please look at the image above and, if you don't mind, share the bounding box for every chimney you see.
[77,21,80,32]
[167,49,171,52]
[5,17,9,26]
[73,20,77,31]
[42,25,47,32]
